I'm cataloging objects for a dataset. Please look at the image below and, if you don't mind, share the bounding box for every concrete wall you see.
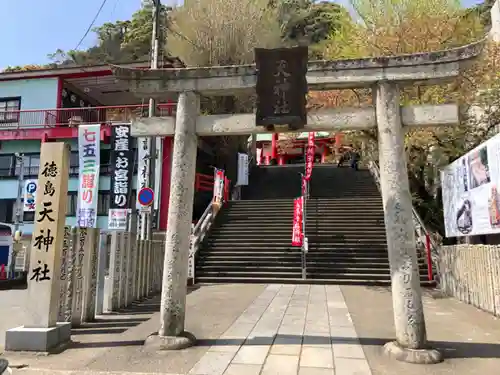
[0,78,59,110]
[439,244,500,316]
[0,78,59,127]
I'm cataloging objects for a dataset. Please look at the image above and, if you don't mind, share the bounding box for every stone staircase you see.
[195,165,431,285]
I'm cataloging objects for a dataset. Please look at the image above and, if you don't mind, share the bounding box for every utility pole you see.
[11,153,24,276]
[144,0,161,243]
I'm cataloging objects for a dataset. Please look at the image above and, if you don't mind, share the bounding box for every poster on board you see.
[441,132,500,237]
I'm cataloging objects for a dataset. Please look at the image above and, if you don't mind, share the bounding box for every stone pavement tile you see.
[188,351,235,375]
[299,367,336,375]
[261,354,299,375]
[333,343,366,359]
[223,322,256,338]
[208,337,244,353]
[232,345,270,365]
[300,346,334,369]
[341,285,500,375]
[330,326,358,340]
[223,363,262,375]
[328,313,354,328]
[271,335,303,355]
[334,357,372,375]
[302,333,332,347]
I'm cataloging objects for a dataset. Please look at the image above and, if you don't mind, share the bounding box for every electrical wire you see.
[74,0,110,51]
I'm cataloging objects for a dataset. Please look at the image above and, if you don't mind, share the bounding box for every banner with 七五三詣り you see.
[77,124,101,228]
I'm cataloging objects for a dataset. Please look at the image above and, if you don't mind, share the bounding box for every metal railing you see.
[367,159,439,282]
[188,202,219,283]
[0,103,176,129]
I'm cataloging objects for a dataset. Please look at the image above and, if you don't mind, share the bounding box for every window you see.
[69,152,79,175]
[0,155,14,177]
[0,199,13,223]
[97,192,110,215]
[14,154,41,177]
[67,193,77,216]
[0,199,33,222]
[100,149,111,174]
[0,97,21,123]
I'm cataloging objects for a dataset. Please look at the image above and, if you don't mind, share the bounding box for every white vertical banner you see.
[77,124,101,228]
[23,179,38,212]
[154,137,162,210]
[136,137,151,210]
[236,153,249,186]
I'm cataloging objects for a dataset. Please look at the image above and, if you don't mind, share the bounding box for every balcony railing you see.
[0,103,175,129]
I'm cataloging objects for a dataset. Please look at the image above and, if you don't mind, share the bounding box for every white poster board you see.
[236,153,249,186]
[441,132,500,237]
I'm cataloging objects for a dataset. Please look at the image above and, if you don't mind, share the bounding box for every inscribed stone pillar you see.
[375,82,441,363]
[129,236,137,302]
[119,232,129,307]
[57,226,72,322]
[81,228,99,322]
[71,228,87,327]
[27,142,70,327]
[95,232,108,315]
[124,232,133,306]
[5,142,72,353]
[136,238,144,300]
[143,240,150,297]
[156,91,199,345]
[107,232,123,311]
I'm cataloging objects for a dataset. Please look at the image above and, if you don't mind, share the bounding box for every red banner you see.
[304,132,315,180]
[292,197,304,246]
[301,176,307,196]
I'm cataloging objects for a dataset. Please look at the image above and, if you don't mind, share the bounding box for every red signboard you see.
[304,132,315,180]
[301,175,307,196]
[292,197,304,246]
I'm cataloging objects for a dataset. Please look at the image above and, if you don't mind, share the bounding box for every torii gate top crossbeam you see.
[111,39,484,97]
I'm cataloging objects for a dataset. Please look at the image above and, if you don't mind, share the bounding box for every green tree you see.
[46,0,169,67]
[313,0,491,237]
[166,0,283,180]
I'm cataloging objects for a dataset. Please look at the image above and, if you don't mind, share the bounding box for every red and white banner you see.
[301,176,308,196]
[213,168,225,204]
[304,132,315,180]
[292,197,304,246]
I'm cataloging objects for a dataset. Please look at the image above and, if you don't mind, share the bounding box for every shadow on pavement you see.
[68,286,200,348]
[198,333,500,359]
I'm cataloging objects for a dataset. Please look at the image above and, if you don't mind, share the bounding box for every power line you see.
[74,0,110,51]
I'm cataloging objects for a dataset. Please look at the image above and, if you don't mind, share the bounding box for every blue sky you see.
[0,0,486,69]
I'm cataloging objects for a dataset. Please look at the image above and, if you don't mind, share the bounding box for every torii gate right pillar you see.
[375,82,441,363]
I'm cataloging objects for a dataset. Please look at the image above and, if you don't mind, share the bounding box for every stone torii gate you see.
[112,39,483,362]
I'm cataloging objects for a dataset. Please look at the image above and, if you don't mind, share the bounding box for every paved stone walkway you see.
[4,283,500,375]
[188,284,370,375]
